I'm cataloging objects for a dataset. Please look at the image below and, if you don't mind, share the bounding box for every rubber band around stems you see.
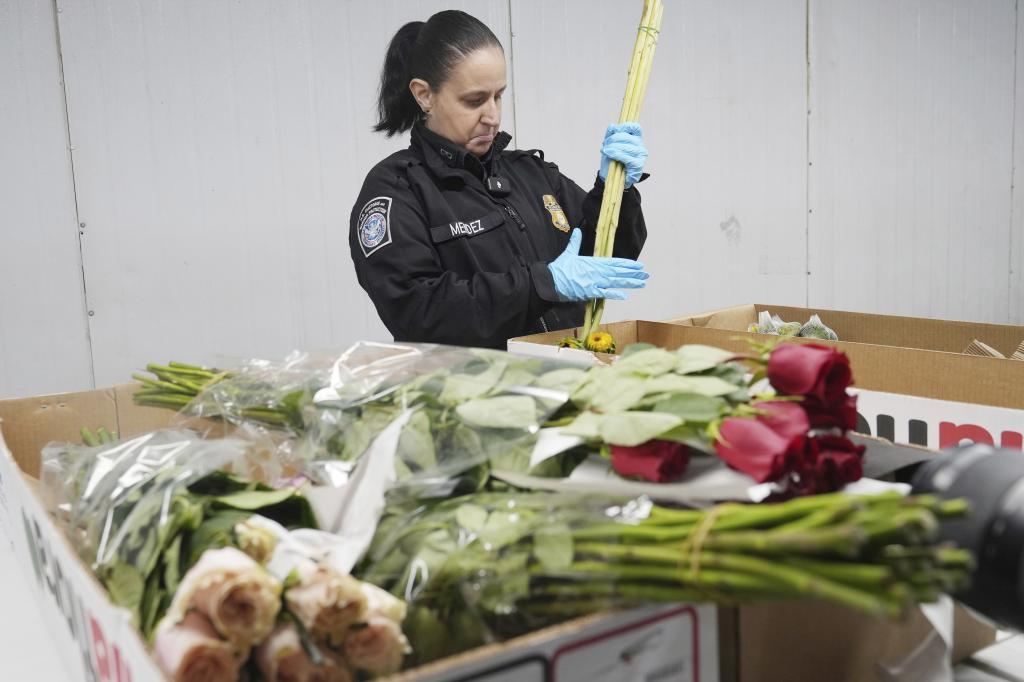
[636,25,661,40]
[678,504,734,602]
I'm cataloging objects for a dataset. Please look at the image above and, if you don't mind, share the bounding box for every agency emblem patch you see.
[357,196,392,257]
[542,194,570,233]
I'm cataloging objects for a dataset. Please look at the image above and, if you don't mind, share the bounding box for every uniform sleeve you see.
[350,170,557,347]
[543,161,647,260]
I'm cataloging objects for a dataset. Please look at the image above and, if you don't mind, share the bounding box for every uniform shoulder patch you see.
[357,196,393,257]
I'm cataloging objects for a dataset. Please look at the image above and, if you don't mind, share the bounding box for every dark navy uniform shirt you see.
[350,122,647,348]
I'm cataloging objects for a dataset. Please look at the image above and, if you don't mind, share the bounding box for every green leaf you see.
[478,511,530,550]
[570,367,613,407]
[104,562,145,615]
[644,373,740,398]
[187,470,256,496]
[213,487,298,510]
[675,345,736,375]
[619,342,658,358]
[533,523,574,570]
[533,368,587,393]
[405,607,451,665]
[652,393,726,423]
[139,565,163,638]
[186,510,251,566]
[561,411,605,440]
[455,396,537,429]
[656,423,708,449]
[588,375,647,412]
[477,551,530,615]
[439,361,507,404]
[614,348,678,376]
[599,411,683,446]
[455,504,489,533]
[500,366,543,390]
[397,410,437,471]
[488,440,534,472]
[163,534,184,597]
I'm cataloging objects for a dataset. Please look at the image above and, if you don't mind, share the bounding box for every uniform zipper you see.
[502,203,552,334]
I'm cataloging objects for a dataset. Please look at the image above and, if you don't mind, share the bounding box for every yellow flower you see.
[585,331,616,354]
[558,336,584,349]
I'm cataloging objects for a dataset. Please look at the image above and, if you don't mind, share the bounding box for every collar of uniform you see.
[412,123,512,181]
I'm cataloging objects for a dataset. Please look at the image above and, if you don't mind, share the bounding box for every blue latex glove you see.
[547,228,649,301]
[599,122,648,189]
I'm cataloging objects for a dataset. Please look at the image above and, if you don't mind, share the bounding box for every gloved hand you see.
[599,122,648,189]
[548,228,649,301]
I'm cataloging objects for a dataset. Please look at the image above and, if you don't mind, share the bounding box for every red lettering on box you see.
[1001,431,1024,450]
[91,616,110,681]
[939,422,994,448]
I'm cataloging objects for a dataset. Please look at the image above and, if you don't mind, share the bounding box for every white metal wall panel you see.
[808,0,1017,323]
[510,0,809,322]
[1012,7,1024,326]
[56,0,514,386]
[0,0,93,399]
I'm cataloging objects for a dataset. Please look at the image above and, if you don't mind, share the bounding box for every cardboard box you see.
[509,309,1024,452]
[0,385,996,681]
[0,385,718,682]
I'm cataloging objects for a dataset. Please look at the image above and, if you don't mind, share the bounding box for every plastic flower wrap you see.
[40,430,317,637]
[359,490,972,668]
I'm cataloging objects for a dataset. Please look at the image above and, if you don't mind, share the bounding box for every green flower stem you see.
[529,582,708,604]
[700,552,901,618]
[779,556,893,588]
[131,373,195,396]
[534,560,792,596]
[773,497,859,532]
[134,394,193,408]
[147,363,218,380]
[688,525,867,558]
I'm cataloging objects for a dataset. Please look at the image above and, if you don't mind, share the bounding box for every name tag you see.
[430,210,505,243]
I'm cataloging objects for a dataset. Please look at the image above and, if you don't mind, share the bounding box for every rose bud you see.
[165,546,282,650]
[234,517,278,565]
[715,417,804,483]
[153,611,241,682]
[767,343,852,403]
[255,621,353,682]
[285,560,369,646]
[802,393,860,432]
[610,440,691,483]
[752,401,810,441]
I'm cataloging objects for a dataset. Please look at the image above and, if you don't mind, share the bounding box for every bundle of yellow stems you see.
[581,0,664,343]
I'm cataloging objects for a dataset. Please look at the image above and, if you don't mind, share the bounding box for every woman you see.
[350,10,650,348]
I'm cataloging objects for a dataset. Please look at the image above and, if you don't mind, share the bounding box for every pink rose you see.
[153,611,241,682]
[255,622,353,682]
[343,615,411,676]
[165,547,282,650]
[285,561,368,646]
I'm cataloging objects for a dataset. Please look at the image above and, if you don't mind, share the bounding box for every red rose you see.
[611,440,691,483]
[797,435,865,494]
[715,417,804,483]
[753,401,810,441]
[802,393,859,432]
[767,343,852,403]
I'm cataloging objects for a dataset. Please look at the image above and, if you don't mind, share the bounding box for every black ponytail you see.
[374,10,503,137]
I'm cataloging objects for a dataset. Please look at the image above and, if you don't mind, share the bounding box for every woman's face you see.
[411,46,507,157]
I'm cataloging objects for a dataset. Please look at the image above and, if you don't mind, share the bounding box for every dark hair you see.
[374,10,503,136]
